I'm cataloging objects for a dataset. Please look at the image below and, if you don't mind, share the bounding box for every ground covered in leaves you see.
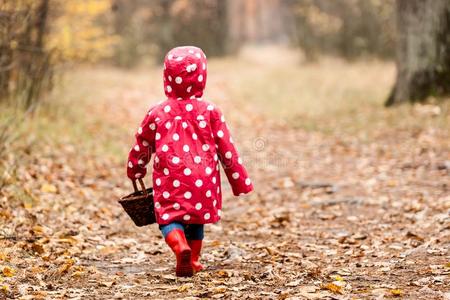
[1,52,449,299]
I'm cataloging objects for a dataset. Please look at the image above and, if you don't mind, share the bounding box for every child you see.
[126,46,253,277]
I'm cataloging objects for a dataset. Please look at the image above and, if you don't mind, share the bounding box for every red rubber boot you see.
[165,229,193,277]
[188,240,204,272]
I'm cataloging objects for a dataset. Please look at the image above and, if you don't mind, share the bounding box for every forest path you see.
[1,60,449,299]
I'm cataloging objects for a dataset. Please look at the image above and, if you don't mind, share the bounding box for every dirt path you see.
[1,65,449,299]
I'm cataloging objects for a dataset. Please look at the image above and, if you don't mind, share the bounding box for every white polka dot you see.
[187,86,192,93]
[172,156,180,164]
[217,130,224,138]
[135,173,142,179]
[189,50,194,54]
[214,154,218,161]
[162,144,169,152]
[155,202,161,209]
[182,122,188,129]
[134,145,140,151]
[217,187,220,194]
[173,203,180,210]
[142,140,149,147]
[175,115,182,120]
[202,63,206,70]
[163,168,169,175]
[168,54,173,60]
[199,121,207,128]
[195,179,203,187]
[173,133,179,141]
[198,74,203,82]
[245,178,251,185]
[195,203,202,210]
[206,190,211,197]
[186,104,193,112]
[230,137,234,143]
[162,213,169,220]
[238,157,243,164]
[184,168,191,176]
[155,117,160,122]
[213,199,217,207]
[163,191,170,199]
[212,177,217,184]
[155,133,161,140]
[217,209,221,216]
[175,76,182,84]
[138,127,143,134]
[225,151,232,159]
[183,214,191,221]
[165,122,171,129]
[205,167,212,175]
[154,156,160,163]
[164,105,171,113]
[168,75,172,82]
[176,56,183,61]
[207,105,214,111]
[184,191,192,199]
[186,64,197,72]
[192,133,198,140]
[138,159,144,165]
[194,156,201,164]
[232,172,240,179]
[128,161,133,168]
[173,180,180,188]
[183,145,190,152]
[197,115,204,120]
[195,53,202,58]
[204,213,210,220]
[166,86,172,93]
[221,115,225,122]
[155,178,161,186]
[202,144,210,151]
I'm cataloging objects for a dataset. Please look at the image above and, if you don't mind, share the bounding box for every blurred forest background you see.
[1,0,399,108]
[0,1,449,299]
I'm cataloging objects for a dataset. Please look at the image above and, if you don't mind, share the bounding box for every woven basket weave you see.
[119,178,156,227]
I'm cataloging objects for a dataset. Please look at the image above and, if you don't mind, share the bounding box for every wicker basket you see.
[119,178,156,227]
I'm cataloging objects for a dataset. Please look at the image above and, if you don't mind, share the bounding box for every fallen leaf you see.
[322,282,343,294]
[390,289,403,297]
[2,267,15,277]
[58,258,75,274]
[40,183,58,193]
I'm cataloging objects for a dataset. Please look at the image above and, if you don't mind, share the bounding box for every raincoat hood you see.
[163,46,207,100]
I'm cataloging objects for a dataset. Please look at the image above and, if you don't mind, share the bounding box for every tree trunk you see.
[386,0,450,106]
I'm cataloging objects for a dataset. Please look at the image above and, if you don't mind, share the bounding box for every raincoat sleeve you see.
[211,107,254,196]
[127,109,157,180]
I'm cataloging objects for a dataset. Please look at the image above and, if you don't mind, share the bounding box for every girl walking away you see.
[126,46,253,277]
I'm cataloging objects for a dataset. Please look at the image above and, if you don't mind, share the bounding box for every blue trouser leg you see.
[159,222,204,240]
[184,224,204,240]
[159,222,184,238]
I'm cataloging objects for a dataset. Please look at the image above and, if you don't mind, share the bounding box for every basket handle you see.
[132,178,148,197]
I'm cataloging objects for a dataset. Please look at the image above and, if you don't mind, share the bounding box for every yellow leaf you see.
[177,284,190,292]
[58,258,75,274]
[2,267,15,277]
[322,282,343,294]
[1,285,8,293]
[0,253,6,262]
[32,225,44,235]
[390,289,403,297]
[41,183,57,193]
[445,262,450,268]
[331,275,344,281]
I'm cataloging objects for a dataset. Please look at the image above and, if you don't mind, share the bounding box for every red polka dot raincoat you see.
[127,46,253,225]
